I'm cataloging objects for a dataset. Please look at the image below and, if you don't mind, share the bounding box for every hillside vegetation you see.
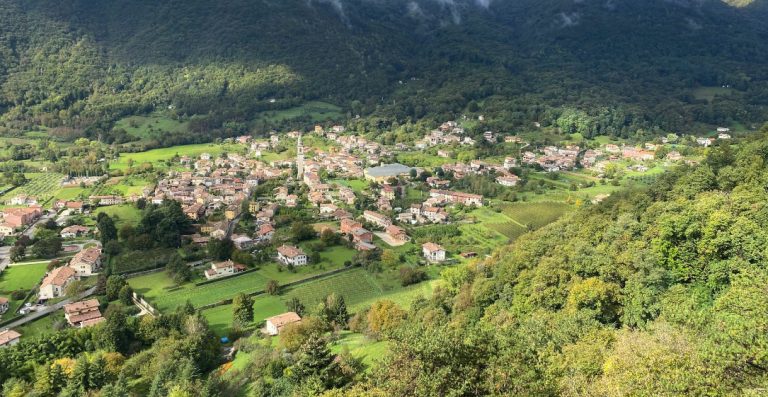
[1,0,768,145]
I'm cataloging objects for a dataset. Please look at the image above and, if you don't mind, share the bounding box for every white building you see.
[422,242,447,263]
[68,247,102,277]
[265,312,302,335]
[39,267,77,301]
[0,330,21,348]
[496,175,520,187]
[204,260,246,280]
[277,245,308,266]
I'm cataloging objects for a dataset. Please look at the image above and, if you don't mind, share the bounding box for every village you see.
[0,120,727,348]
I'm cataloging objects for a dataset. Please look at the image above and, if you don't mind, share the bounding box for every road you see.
[1,286,97,330]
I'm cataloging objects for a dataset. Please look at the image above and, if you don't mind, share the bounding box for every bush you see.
[11,290,27,301]
[399,266,428,287]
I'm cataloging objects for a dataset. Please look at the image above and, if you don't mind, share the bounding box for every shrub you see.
[399,266,428,287]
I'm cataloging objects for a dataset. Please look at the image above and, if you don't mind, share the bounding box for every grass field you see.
[93,205,143,228]
[396,152,454,168]
[201,268,439,337]
[0,263,47,318]
[254,101,342,123]
[330,179,368,193]
[501,202,572,229]
[114,114,190,140]
[692,86,734,103]
[0,263,48,292]
[110,143,244,170]
[143,271,271,312]
[329,331,390,369]
[15,312,59,338]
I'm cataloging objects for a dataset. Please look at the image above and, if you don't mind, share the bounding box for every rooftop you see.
[364,163,413,178]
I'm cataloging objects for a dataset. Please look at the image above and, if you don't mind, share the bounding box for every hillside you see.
[1,0,768,141]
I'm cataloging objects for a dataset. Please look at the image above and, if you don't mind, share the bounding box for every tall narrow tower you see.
[296,133,305,180]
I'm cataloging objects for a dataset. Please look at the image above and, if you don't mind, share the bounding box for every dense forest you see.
[1,0,768,143]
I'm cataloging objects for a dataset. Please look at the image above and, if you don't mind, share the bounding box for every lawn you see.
[15,312,59,338]
[145,271,271,312]
[128,271,178,301]
[330,179,368,193]
[93,205,143,228]
[202,295,288,337]
[114,114,190,140]
[254,101,342,123]
[0,263,48,318]
[396,152,454,168]
[110,143,244,171]
[329,331,390,369]
[131,247,355,315]
[0,263,48,292]
[692,86,734,103]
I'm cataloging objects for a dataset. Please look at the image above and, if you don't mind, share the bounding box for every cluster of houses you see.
[38,247,102,301]
[0,206,42,237]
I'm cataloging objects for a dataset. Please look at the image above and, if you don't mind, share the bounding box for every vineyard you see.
[502,202,572,230]
[280,269,384,308]
[0,173,65,204]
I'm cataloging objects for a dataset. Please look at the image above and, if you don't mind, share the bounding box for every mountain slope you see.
[1,0,768,141]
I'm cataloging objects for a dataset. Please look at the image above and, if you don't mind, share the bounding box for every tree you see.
[288,297,306,316]
[64,279,86,298]
[291,222,316,242]
[31,230,63,259]
[106,276,127,301]
[321,293,349,327]
[381,249,399,268]
[98,214,118,245]
[266,280,280,295]
[207,238,234,261]
[232,293,254,327]
[287,335,346,389]
[118,285,134,306]
[367,300,405,337]
[399,266,427,286]
[9,245,25,262]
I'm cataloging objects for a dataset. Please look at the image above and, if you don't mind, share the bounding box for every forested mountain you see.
[1,0,768,142]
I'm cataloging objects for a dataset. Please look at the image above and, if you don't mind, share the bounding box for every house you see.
[340,218,363,234]
[64,299,104,328]
[386,225,410,242]
[351,227,374,244]
[39,266,77,301]
[422,242,447,263]
[496,175,520,187]
[204,260,247,280]
[265,312,302,335]
[1,207,42,228]
[68,247,102,276]
[364,163,413,182]
[225,204,240,220]
[9,195,37,206]
[232,235,255,250]
[696,137,714,147]
[60,225,90,239]
[319,203,338,216]
[256,224,275,242]
[363,210,391,229]
[0,297,8,314]
[0,330,21,348]
[88,195,124,206]
[0,223,15,237]
[184,203,205,221]
[277,245,308,266]
[429,189,484,207]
